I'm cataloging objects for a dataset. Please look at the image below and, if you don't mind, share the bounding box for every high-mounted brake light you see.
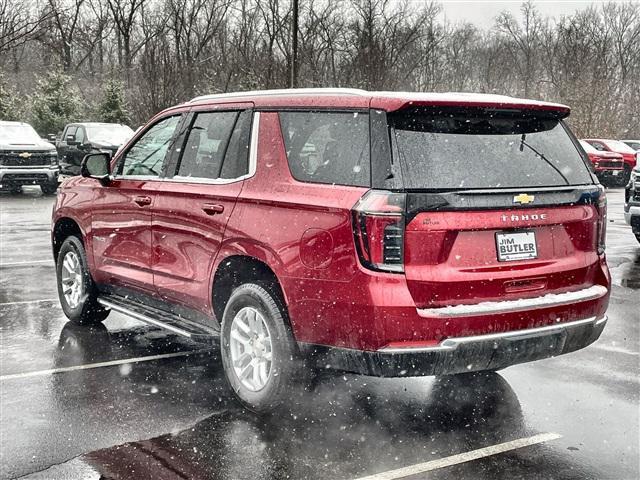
[595,185,607,255]
[352,190,406,273]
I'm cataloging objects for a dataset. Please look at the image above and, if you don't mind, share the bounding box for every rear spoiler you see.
[371,96,571,119]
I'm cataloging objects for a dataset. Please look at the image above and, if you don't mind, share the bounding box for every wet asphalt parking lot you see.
[0,187,638,480]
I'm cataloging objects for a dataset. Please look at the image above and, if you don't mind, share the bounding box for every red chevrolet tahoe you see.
[52,89,610,411]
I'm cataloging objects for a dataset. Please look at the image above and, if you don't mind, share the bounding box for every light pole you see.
[290,0,299,88]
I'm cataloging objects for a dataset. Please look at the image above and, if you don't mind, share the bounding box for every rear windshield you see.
[391,108,593,190]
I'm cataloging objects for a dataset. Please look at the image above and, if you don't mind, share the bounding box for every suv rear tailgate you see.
[404,199,600,308]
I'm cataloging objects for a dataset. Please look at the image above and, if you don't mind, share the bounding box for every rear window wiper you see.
[520,134,570,185]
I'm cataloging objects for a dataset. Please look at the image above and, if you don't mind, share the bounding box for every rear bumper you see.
[416,284,608,318]
[311,315,607,377]
[595,168,623,175]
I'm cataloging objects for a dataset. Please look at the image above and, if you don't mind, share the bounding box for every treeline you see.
[0,0,638,138]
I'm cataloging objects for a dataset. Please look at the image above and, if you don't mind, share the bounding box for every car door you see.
[90,113,184,296]
[151,105,255,315]
[58,125,76,175]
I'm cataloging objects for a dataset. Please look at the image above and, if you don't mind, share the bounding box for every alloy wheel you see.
[61,251,83,309]
[229,306,273,391]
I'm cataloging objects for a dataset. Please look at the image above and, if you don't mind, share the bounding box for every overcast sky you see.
[438,1,617,27]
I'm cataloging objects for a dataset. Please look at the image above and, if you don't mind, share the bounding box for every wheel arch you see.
[211,254,292,334]
[52,217,84,260]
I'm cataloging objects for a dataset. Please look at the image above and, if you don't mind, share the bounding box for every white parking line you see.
[352,432,563,480]
[0,260,53,267]
[0,298,58,306]
[0,349,213,381]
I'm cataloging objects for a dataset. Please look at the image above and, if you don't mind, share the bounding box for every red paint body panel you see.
[90,179,161,295]
[404,206,602,308]
[152,180,243,314]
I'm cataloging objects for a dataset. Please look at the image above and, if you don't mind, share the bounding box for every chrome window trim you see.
[111,112,260,184]
[155,111,260,186]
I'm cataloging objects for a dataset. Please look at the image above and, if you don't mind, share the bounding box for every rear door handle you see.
[134,195,152,207]
[202,203,224,215]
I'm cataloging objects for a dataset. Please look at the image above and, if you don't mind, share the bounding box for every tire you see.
[617,166,631,187]
[220,283,300,413]
[56,235,109,325]
[41,182,58,195]
[636,233,640,244]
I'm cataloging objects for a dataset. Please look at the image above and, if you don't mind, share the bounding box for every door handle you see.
[134,195,152,207]
[202,203,224,215]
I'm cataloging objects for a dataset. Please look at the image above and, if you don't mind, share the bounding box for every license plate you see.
[612,170,620,176]
[496,231,538,262]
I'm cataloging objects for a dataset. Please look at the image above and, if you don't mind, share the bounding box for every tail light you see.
[352,190,406,273]
[595,185,607,255]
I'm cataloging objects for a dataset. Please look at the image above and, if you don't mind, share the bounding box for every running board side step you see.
[98,295,218,340]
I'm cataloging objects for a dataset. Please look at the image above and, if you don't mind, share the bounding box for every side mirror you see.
[81,153,111,185]
[66,135,80,146]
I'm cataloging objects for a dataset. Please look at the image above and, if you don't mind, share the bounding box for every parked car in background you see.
[621,140,640,152]
[57,122,134,177]
[583,138,638,185]
[624,163,640,243]
[52,89,610,412]
[579,140,624,185]
[0,121,59,195]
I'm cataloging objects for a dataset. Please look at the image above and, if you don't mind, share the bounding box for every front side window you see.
[176,111,239,180]
[75,127,85,144]
[119,115,181,177]
[279,111,370,187]
[64,126,77,142]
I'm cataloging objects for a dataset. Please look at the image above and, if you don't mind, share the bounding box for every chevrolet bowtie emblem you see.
[18,152,32,158]
[513,193,535,205]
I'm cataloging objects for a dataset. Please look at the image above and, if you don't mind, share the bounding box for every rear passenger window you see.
[279,111,370,187]
[177,111,245,180]
[220,110,252,179]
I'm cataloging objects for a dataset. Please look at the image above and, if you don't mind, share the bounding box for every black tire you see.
[636,233,640,244]
[220,283,301,413]
[617,166,631,187]
[56,236,109,325]
[41,182,58,195]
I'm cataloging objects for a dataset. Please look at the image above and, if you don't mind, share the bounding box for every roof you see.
[186,88,570,115]
[67,122,127,127]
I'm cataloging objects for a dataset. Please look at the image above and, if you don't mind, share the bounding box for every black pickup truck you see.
[57,122,134,176]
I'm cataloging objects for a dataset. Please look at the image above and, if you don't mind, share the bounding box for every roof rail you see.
[189,88,369,103]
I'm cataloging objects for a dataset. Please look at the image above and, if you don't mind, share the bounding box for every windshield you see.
[392,108,593,189]
[606,140,637,153]
[85,125,134,145]
[0,124,42,144]
[579,140,598,153]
